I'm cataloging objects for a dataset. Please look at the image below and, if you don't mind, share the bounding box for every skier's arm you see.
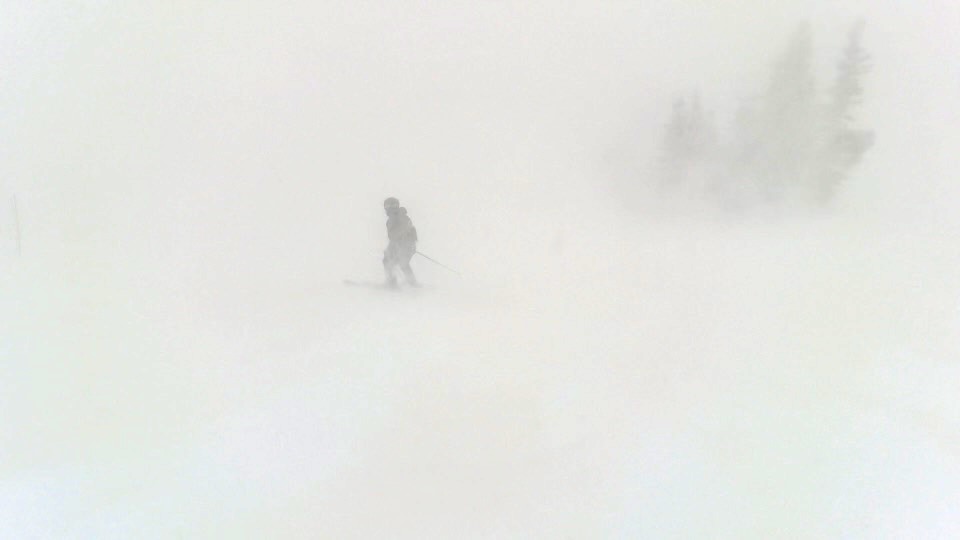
[404,215,417,244]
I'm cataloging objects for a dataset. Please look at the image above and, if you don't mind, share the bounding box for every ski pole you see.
[415,251,460,276]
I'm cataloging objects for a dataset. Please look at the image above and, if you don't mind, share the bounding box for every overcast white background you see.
[2,1,959,538]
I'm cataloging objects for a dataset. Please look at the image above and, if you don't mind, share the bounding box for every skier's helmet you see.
[383,197,400,211]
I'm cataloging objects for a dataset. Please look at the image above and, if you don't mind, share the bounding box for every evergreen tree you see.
[724,96,763,205]
[722,23,818,206]
[645,21,873,209]
[818,21,874,202]
[658,97,690,187]
[657,93,716,190]
[756,22,818,201]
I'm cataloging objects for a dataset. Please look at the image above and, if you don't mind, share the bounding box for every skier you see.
[382,197,418,287]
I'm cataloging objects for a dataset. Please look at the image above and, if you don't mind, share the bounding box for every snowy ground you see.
[3,206,958,538]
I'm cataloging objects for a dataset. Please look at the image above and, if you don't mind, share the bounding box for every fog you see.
[2,1,959,538]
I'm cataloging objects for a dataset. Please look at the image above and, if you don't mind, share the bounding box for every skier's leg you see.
[400,262,417,286]
[383,248,398,287]
[400,246,418,286]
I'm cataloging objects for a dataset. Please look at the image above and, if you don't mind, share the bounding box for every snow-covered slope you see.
[3,2,959,538]
[3,207,958,538]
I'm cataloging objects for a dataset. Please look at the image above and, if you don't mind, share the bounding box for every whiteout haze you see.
[2,2,959,538]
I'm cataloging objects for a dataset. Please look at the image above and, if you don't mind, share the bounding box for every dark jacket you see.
[386,207,418,245]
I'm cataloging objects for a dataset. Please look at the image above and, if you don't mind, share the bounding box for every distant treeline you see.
[656,22,873,209]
